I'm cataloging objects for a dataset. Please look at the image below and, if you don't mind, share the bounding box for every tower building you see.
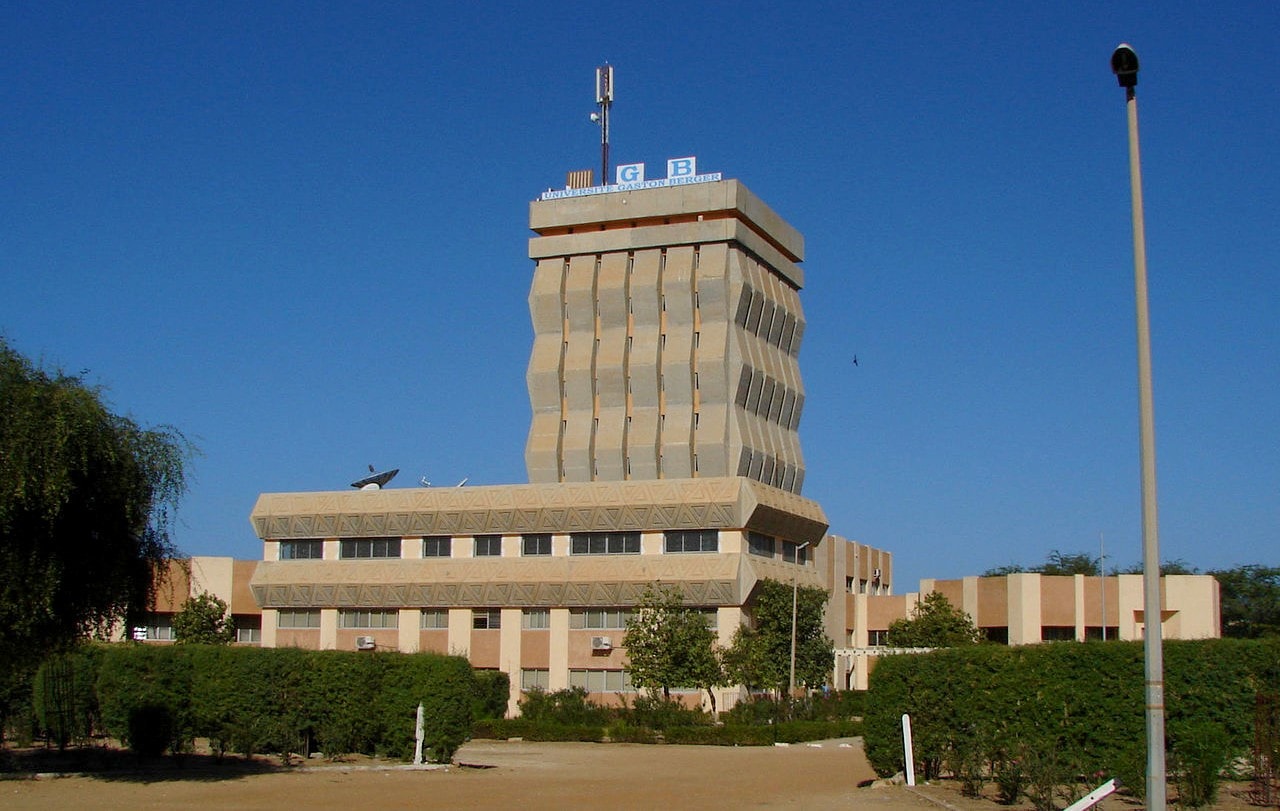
[249,167,893,710]
[525,180,807,493]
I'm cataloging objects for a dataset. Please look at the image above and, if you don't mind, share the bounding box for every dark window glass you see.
[339,537,401,559]
[747,532,775,558]
[664,529,719,553]
[423,536,452,557]
[522,534,552,556]
[473,609,501,630]
[279,539,323,560]
[474,535,502,556]
[570,531,640,555]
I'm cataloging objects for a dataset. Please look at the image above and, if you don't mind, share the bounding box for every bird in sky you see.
[852,355,859,367]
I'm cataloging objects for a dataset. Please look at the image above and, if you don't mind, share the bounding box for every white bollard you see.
[901,714,915,786]
[413,702,425,765]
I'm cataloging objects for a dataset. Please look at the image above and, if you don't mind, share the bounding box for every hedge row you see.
[35,644,483,762]
[863,638,1280,803]
[470,687,862,747]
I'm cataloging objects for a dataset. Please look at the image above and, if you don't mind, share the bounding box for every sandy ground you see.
[3,738,1266,810]
[4,737,940,811]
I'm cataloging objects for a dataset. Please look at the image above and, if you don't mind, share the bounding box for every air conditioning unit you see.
[873,568,882,580]
[356,636,377,651]
[591,636,612,651]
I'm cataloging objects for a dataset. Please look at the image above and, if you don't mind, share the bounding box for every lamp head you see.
[1111,44,1139,88]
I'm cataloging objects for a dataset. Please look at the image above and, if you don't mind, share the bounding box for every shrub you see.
[663,725,772,746]
[620,695,711,730]
[472,670,510,720]
[863,638,1280,804]
[90,644,476,763]
[1170,720,1232,808]
[518,686,613,726]
[606,720,659,743]
[127,703,175,757]
[32,647,100,749]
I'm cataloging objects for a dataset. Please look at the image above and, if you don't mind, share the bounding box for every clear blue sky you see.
[3,2,1276,589]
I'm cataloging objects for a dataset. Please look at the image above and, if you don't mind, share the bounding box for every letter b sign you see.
[667,157,697,178]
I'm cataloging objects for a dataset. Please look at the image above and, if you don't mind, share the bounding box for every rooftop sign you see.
[540,156,722,201]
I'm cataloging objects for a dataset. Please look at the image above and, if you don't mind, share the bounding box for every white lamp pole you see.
[1111,43,1166,811]
[788,541,812,698]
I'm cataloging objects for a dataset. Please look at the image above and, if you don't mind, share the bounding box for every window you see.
[235,615,261,643]
[420,609,448,629]
[423,536,452,557]
[1041,626,1076,642]
[782,541,807,564]
[474,535,503,556]
[521,669,550,691]
[522,609,550,630]
[339,610,399,629]
[846,577,855,594]
[569,669,634,692]
[868,629,889,647]
[473,609,501,630]
[277,609,321,629]
[339,537,401,559]
[747,532,775,557]
[664,529,718,553]
[570,608,630,630]
[570,531,640,555]
[279,539,323,560]
[696,608,719,630]
[137,617,173,641]
[522,534,552,556]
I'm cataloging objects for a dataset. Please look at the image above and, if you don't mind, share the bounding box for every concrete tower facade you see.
[525,180,808,494]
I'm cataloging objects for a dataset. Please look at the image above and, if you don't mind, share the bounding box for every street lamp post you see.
[1111,43,1167,811]
[788,541,812,698]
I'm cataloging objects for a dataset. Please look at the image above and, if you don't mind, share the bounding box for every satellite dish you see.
[351,468,399,490]
[419,476,432,488]
[455,477,469,487]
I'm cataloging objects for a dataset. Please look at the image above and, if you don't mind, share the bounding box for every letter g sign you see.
[616,163,644,184]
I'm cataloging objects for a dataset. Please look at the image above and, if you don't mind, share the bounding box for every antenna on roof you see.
[351,468,399,490]
[590,64,614,184]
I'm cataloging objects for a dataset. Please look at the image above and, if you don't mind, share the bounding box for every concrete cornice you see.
[250,476,828,544]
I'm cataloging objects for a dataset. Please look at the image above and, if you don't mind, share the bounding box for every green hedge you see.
[85,644,478,762]
[863,638,1280,801]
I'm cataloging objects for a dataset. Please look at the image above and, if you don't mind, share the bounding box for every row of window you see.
[734,364,803,432]
[519,669,639,693]
[736,446,804,494]
[733,283,804,358]
[277,607,719,631]
[280,530,730,560]
[283,531,816,563]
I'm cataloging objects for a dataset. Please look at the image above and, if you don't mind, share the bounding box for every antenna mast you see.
[594,64,613,184]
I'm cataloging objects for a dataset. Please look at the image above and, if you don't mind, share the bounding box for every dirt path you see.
[5,738,944,811]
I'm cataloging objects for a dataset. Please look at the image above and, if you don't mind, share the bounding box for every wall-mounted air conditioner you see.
[591,636,612,651]
[873,568,882,580]
[356,636,377,650]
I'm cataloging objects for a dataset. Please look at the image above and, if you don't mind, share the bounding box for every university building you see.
[157,168,1220,710]
[246,172,893,712]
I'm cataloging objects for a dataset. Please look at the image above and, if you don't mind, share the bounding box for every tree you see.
[623,585,723,710]
[723,578,832,693]
[1119,558,1199,576]
[1209,564,1280,639]
[0,339,190,671]
[173,592,235,644]
[885,591,983,648]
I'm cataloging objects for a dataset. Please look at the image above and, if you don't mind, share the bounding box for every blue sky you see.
[3,2,1276,589]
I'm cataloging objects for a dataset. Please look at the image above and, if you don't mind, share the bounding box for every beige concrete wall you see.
[524,181,809,494]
